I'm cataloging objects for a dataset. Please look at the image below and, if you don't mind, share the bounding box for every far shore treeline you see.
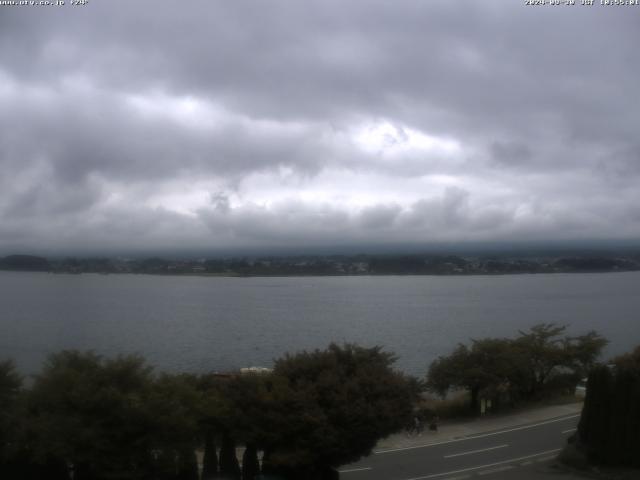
[0,325,631,480]
[1,251,640,276]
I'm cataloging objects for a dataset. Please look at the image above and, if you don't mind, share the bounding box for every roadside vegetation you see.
[0,344,416,480]
[561,345,640,474]
[0,325,611,479]
[424,324,607,415]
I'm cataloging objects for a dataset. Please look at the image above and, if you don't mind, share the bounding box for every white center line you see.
[375,414,579,454]
[444,444,509,458]
[401,448,562,480]
[562,428,577,434]
[338,466,372,473]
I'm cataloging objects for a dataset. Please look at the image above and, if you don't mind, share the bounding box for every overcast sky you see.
[1,0,639,254]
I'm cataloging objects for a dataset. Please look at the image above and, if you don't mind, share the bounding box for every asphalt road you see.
[339,413,580,480]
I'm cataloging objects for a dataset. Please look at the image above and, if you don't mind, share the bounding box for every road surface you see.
[339,413,579,480]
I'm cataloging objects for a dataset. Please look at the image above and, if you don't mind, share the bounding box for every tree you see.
[147,373,202,480]
[200,430,218,480]
[0,255,50,271]
[195,372,254,480]
[28,351,157,480]
[426,324,608,410]
[0,360,23,478]
[241,444,260,480]
[563,330,609,379]
[612,345,640,372]
[176,449,199,480]
[214,374,269,480]
[576,346,640,468]
[514,324,607,397]
[218,433,241,479]
[0,360,21,441]
[257,343,415,478]
[426,338,518,411]
[513,323,569,396]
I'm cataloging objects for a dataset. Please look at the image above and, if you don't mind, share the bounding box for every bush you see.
[418,391,475,419]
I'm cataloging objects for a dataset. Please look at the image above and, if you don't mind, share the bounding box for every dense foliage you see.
[261,344,415,476]
[0,360,22,478]
[0,344,414,480]
[575,346,640,468]
[426,324,607,411]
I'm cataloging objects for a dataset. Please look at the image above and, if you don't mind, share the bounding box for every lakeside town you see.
[1,252,639,276]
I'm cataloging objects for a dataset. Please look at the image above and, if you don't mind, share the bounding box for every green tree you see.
[194,373,225,480]
[426,324,608,410]
[563,331,609,379]
[258,343,415,478]
[241,444,260,480]
[200,430,218,480]
[147,373,202,480]
[576,348,640,468]
[28,351,157,480]
[513,323,569,396]
[218,433,241,479]
[0,360,23,477]
[176,449,199,480]
[195,372,249,480]
[426,338,518,411]
[215,374,269,479]
[613,345,640,371]
[514,324,607,397]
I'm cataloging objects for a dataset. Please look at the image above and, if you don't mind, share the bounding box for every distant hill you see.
[0,255,51,272]
[0,252,638,276]
[554,257,637,272]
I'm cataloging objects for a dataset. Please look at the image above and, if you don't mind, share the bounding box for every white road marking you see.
[444,444,508,458]
[535,456,557,463]
[401,448,562,480]
[562,428,577,434]
[442,476,471,480]
[375,414,579,454]
[478,465,514,475]
[338,466,372,473]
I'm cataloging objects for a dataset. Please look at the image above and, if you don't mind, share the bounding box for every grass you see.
[415,390,583,422]
[415,391,476,420]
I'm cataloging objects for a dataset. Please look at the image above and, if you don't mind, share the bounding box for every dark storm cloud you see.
[490,141,533,168]
[359,204,402,230]
[0,0,639,252]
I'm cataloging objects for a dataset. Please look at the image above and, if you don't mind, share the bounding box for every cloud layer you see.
[1,0,639,253]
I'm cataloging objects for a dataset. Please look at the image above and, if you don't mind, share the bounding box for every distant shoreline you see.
[1,268,639,279]
[2,252,639,277]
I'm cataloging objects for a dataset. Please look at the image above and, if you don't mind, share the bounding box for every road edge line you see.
[375,414,579,454]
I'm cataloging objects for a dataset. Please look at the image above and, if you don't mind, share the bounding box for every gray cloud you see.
[0,1,639,253]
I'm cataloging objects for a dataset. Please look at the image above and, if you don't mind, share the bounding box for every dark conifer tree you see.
[241,444,259,480]
[218,434,241,479]
[176,449,199,480]
[576,353,640,468]
[589,366,612,463]
[156,449,178,480]
[201,431,218,479]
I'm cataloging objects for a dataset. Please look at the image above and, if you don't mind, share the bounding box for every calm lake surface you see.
[1,271,639,376]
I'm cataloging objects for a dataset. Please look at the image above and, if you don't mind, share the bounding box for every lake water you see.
[1,271,639,376]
